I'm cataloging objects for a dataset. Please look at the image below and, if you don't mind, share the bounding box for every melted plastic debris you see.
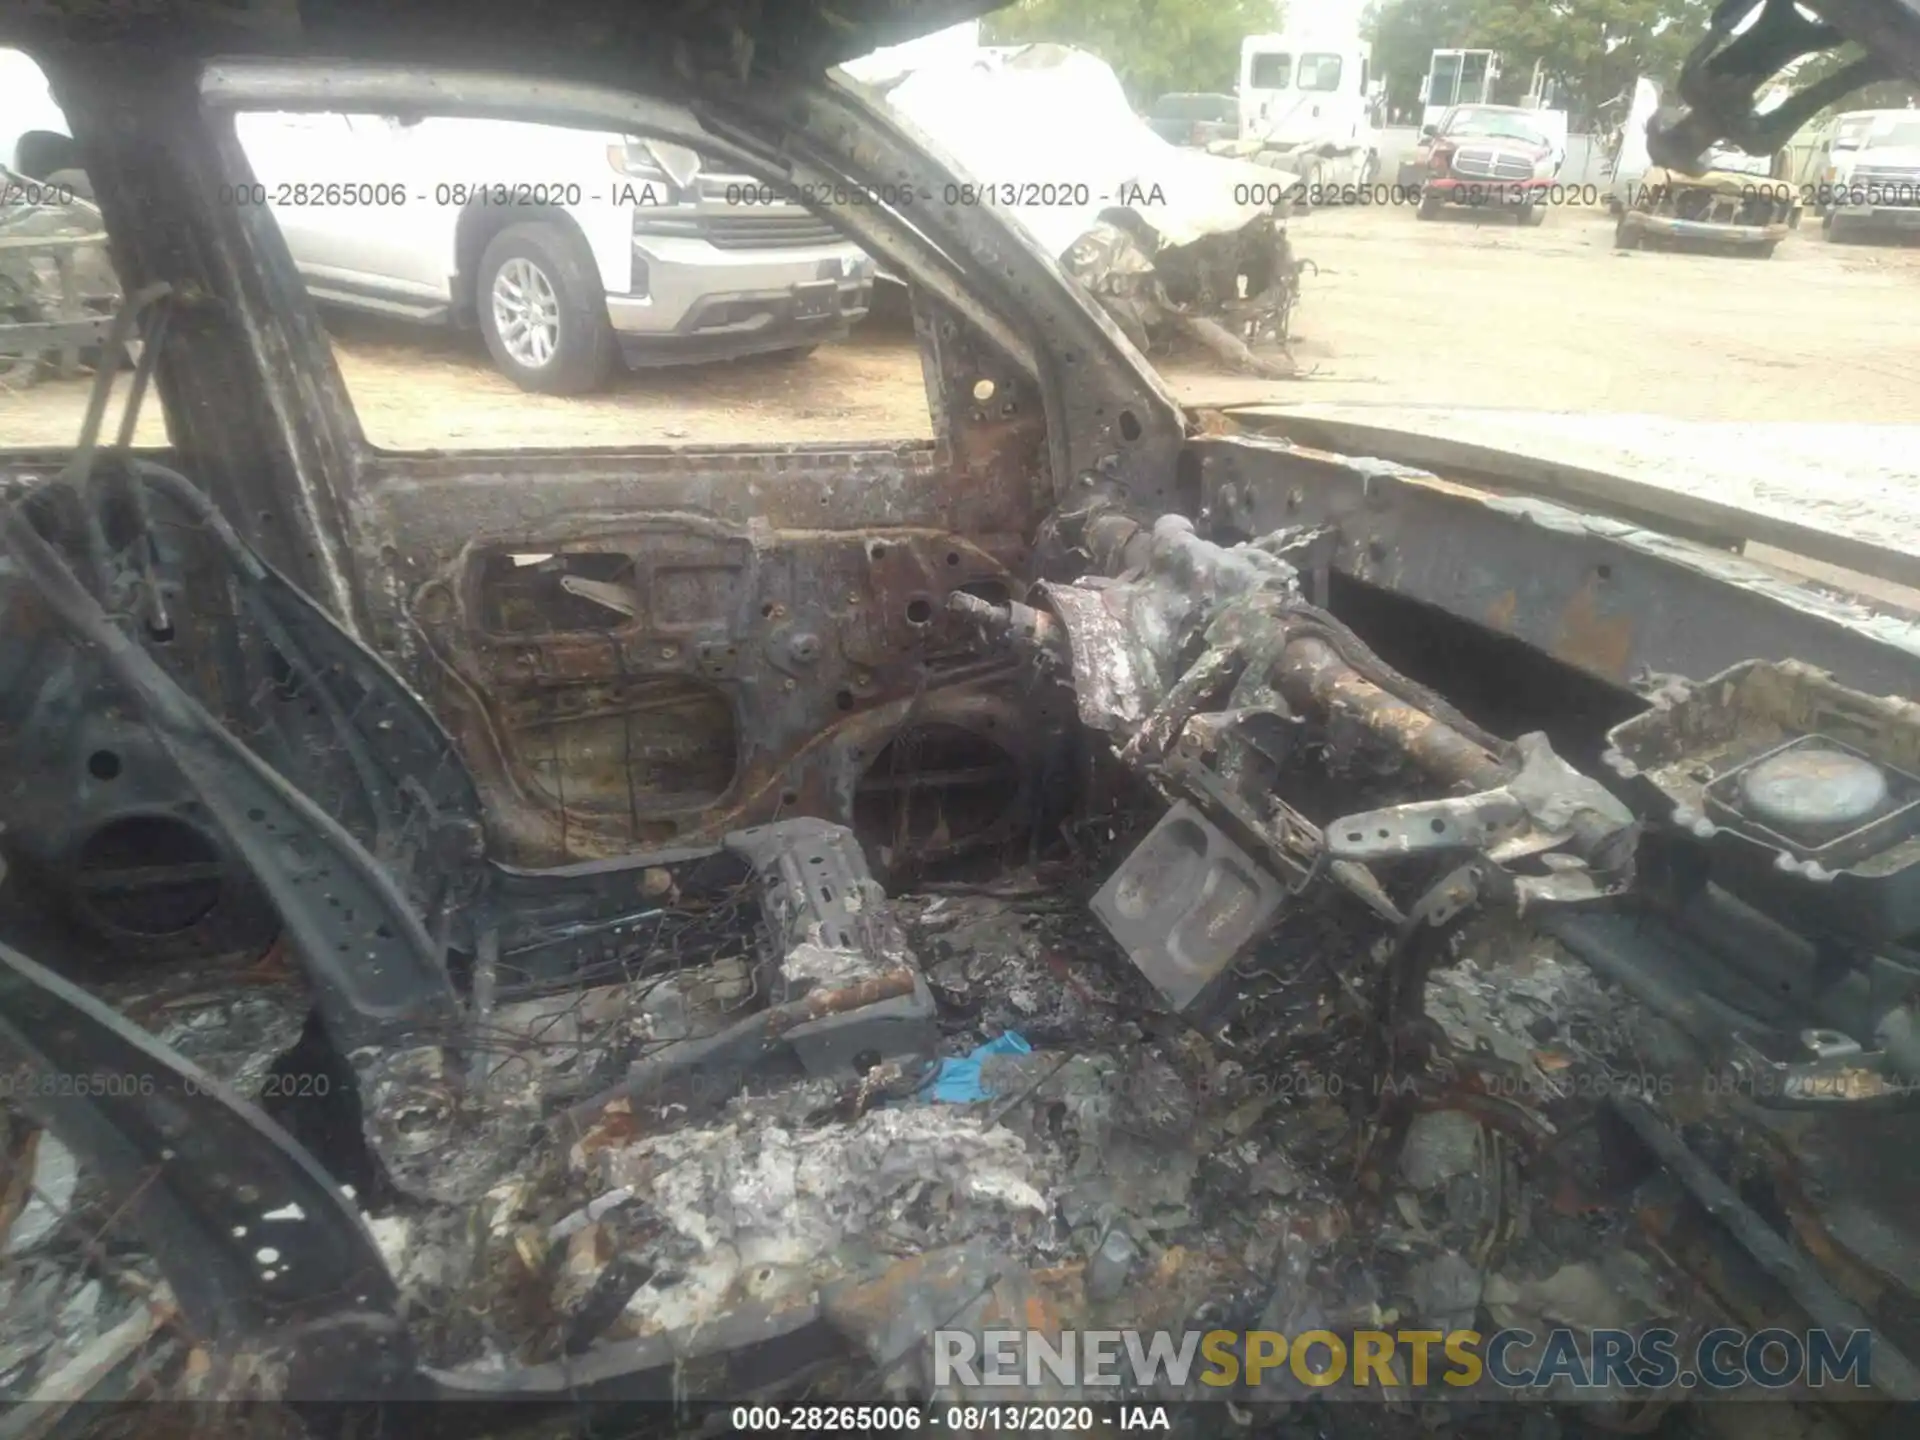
[5,1132,77,1256]
[920,1030,1031,1103]
[585,1105,1054,1335]
[143,987,308,1099]
[0,872,1770,1422]
[902,892,1151,1044]
[783,940,876,989]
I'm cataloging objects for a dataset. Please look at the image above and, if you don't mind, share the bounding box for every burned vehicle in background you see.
[1607,75,1800,255]
[3,0,1920,1430]
[1614,143,1798,255]
[849,41,1306,377]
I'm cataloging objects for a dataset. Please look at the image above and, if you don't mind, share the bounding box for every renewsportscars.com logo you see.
[933,1327,1876,1394]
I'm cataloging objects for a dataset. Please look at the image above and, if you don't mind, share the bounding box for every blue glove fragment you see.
[919,1030,1033,1103]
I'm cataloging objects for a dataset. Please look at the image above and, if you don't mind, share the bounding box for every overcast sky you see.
[1314,0,1370,29]
[1259,1,1369,34]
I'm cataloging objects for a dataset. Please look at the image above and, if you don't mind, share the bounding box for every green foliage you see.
[1363,0,1479,117]
[983,0,1918,129]
[980,0,1278,104]
[1364,0,1718,126]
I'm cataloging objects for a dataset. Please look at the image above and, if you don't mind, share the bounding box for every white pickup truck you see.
[1813,109,1920,242]
[231,112,877,394]
[3,47,877,395]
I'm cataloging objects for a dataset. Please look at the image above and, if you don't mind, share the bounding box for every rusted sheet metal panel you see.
[399,516,1040,866]
[1199,435,1920,700]
[1551,573,1638,680]
[1277,636,1507,791]
[1215,405,1920,593]
[316,296,1049,869]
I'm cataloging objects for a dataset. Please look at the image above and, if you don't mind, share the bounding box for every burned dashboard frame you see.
[1191,434,1920,702]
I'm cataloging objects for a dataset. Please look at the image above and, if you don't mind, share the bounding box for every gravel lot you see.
[1235,200,1920,421]
[7,203,1920,451]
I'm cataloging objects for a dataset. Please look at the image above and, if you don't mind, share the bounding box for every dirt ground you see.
[8,203,1920,450]
[1263,201,1920,421]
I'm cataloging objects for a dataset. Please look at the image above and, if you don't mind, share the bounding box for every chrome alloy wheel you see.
[491,257,561,369]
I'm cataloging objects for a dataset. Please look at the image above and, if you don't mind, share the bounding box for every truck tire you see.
[1416,192,1442,220]
[1518,201,1545,227]
[1826,212,1855,244]
[1614,214,1641,249]
[476,221,616,395]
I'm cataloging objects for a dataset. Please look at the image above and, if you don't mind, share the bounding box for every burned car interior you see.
[6,0,1920,1433]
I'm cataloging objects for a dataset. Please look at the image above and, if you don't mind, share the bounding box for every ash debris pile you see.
[8,494,1920,1436]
